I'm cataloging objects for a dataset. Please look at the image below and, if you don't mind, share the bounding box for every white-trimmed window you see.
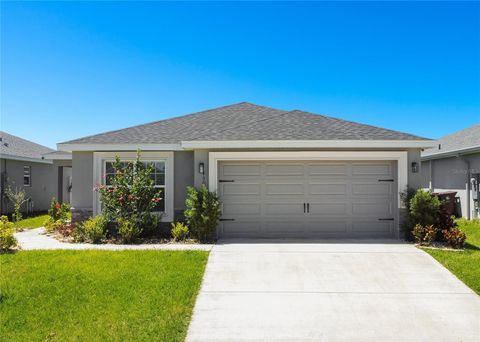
[93,152,174,221]
[23,166,31,186]
[104,160,166,212]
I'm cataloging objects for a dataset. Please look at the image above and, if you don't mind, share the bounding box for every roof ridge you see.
[60,102,272,144]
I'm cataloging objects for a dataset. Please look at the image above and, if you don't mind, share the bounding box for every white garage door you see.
[218,160,397,238]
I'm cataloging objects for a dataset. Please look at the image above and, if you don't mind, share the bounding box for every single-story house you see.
[58,102,435,239]
[421,124,480,219]
[0,131,71,214]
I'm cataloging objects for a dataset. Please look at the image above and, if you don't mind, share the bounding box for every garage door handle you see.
[303,203,306,213]
[378,218,394,221]
[307,203,310,213]
[378,179,394,182]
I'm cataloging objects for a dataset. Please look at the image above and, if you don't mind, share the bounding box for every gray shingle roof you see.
[422,124,480,157]
[61,102,429,144]
[0,131,54,161]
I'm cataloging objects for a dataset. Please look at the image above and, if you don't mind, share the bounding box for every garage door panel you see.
[222,183,260,196]
[223,203,261,216]
[265,203,304,215]
[263,221,304,234]
[352,202,393,216]
[265,183,304,196]
[304,221,348,234]
[222,221,262,235]
[352,182,393,196]
[265,164,304,176]
[352,163,391,176]
[352,221,393,235]
[308,164,348,176]
[307,203,347,215]
[222,164,261,176]
[308,183,347,195]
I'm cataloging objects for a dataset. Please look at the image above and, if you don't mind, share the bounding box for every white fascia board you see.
[0,153,53,164]
[57,143,184,152]
[421,145,480,161]
[182,140,436,149]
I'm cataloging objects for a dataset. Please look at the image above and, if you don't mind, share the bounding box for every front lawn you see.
[423,219,480,295]
[14,214,49,230]
[0,250,209,341]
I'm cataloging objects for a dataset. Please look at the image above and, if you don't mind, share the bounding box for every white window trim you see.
[209,151,408,238]
[93,152,174,221]
[23,166,32,187]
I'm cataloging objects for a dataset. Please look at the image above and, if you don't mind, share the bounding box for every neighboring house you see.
[57,102,435,239]
[0,131,69,214]
[421,124,480,219]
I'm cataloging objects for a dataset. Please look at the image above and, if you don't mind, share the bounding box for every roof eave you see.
[181,140,437,149]
[0,153,53,164]
[421,145,480,161]
[57,143,185,152]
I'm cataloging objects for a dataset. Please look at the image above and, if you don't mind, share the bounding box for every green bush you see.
[171,222,189,242]
[44,217,66,233]
[94,153,162,222]
[0,216,17,251]
[184,184,221,243]
[139,213,160,238]
[442,228,466,249]
[412,224,438,246]
[410,190,442,227]
[75,215,107,244]
[117,217,141,243]
[48,198,71,222]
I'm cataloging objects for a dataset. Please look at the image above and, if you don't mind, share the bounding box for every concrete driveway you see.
[187,240,480,342]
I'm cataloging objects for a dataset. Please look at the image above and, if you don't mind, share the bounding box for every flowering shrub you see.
[0,216,17,251]
[48,198,70,222]
[442,228,466,249]
[94,154,162,227]
[412,224,438,246]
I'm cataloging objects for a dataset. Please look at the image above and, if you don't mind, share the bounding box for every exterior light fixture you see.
[199,162,205,175]
[411,162,418,173]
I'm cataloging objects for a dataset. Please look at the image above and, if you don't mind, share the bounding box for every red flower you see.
[128,194,135,201]
[151,197,162,203]
[55,202,61,209]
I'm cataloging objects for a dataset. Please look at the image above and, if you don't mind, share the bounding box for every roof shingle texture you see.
[422,124,480,157]
[0,131,54,160]
[62,102,429,144]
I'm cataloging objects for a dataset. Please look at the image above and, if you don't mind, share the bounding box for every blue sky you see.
[1,1,479,148]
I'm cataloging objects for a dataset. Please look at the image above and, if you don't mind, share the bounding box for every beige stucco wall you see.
[0,158,57,213]
[71,151,94,209]
[421,152,480,218]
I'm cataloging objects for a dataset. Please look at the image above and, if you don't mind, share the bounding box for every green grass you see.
[14,214,49,229]
[423,219,480,295]
[0,250,209,341]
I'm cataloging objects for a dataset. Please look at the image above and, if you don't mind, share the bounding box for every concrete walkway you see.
[187,239,480,342]
[14,228,212,251]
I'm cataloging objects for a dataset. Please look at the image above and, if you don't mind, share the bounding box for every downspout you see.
[458,155,471,220]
